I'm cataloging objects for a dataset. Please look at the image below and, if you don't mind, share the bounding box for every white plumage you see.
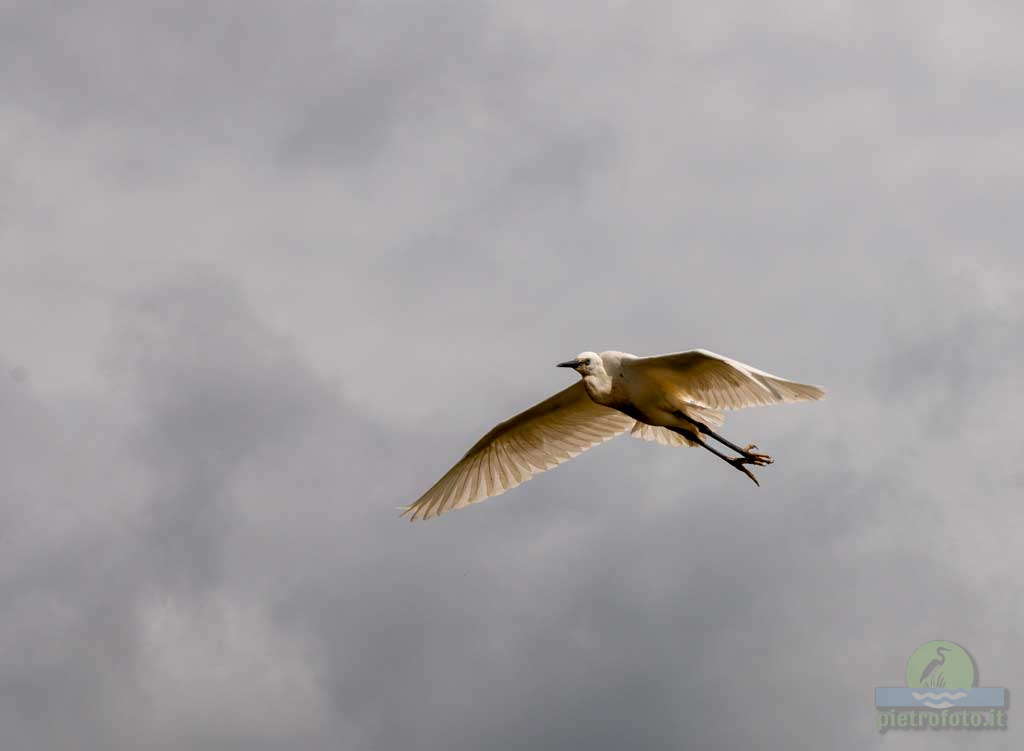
[402,349,824,520]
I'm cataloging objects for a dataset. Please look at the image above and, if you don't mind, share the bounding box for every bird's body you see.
[403,349,824,520]
[578,350,710,432]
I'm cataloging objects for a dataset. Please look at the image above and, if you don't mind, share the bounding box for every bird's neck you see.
[582,373,615,405]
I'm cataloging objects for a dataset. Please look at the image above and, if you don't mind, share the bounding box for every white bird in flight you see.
[402,349,824,521]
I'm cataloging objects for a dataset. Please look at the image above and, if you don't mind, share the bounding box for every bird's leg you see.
[668,428,764,487]
[676,415,773,466]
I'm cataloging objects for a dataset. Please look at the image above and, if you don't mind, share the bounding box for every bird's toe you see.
[728,457,762,486]
[741,444,773,465]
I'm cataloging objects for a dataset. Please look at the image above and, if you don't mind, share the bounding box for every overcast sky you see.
[2,2,1023,749]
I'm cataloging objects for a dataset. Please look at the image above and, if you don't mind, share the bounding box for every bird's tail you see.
[680,404,725,427]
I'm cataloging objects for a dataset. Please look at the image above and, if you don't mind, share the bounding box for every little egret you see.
[402,349,824,520]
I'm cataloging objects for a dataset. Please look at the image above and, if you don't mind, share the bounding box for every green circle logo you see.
[905,641,976,689]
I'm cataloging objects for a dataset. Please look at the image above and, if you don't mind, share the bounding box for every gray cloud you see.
[3,1,1024,749]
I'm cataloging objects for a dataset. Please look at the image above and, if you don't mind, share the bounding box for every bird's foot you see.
[727,457,761,486]
[740,444,773,466]
[726,445,773,486]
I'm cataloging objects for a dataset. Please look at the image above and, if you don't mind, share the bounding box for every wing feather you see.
[402,382,634,520]
[626,349,825,411]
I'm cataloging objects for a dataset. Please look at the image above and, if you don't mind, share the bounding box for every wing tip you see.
[775,380,825,403]
[803,384,826,401]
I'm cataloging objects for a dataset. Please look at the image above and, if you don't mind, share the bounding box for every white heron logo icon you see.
[875,640,1008,731]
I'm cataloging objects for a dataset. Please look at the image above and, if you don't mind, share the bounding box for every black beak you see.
[556,359,580,368]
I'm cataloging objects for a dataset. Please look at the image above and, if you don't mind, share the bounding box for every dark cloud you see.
[3,1,1024,750]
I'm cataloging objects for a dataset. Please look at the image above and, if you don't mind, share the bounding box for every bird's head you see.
[556,351,602,376]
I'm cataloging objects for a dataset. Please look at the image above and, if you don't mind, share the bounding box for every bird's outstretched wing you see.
[626,349,825,411]
[402,382,634,521]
